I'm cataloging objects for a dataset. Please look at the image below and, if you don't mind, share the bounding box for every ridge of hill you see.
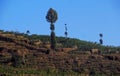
[0,30,120,76]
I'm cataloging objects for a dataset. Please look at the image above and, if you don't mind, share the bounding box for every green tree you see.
[46,8,58,50]
[51,31,56,49]
[99,33,103,38]
[99,33,103,44]
[65,24,68,39]
[64,24,68,47]
[99,39,103,45]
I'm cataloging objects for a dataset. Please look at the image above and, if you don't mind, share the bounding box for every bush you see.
[11,53,25,67]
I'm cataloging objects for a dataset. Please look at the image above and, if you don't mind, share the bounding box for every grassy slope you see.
[0,30,120,76]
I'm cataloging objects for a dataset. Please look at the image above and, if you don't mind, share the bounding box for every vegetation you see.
[11,53,25,67]
[1,30,120,53]
[0,6,120,76]
[46,8,58,50]
[65,24,68,39]
[50,31,56,50]
[99,33,103,45]
[0,65,107,76]
[0,30,120,76]
[26,30,30,35]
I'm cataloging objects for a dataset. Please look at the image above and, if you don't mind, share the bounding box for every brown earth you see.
[0,33,120,75]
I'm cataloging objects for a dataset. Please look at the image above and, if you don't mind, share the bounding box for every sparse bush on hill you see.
[11,54,24,67]
[22,33,120,54]
[0,30,120,75]
[11,50,25,67]
[1,29,120,54]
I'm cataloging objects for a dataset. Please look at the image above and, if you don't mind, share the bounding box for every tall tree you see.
[46,8,58,50]
[64,24,68,47]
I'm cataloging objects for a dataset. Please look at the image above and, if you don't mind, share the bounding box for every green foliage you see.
[26,30,30,35]
[46,8,58,23]
[0,65,117,76]
[1,29,120,53]
[46,8,58,50]
[0,30,120,76]
[99,33,103,45]
[24,33,120,53]
[99,33,103,38]
[0,30,4,32]
[0,65,88,76]
[99,39,103,45]
[50,23,55,30]
[26,34,50,43]
[65,24,68,38]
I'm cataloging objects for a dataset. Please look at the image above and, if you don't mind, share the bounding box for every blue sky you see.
[0,0,120,46]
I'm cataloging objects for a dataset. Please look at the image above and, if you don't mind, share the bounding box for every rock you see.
[90,49,100,54]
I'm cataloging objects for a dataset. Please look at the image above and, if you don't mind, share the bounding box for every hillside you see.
[0,30,120,76]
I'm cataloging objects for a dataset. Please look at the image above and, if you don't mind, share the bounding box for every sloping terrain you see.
[0,31,120,76]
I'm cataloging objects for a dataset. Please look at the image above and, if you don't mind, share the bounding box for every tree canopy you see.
[46,8,58,23]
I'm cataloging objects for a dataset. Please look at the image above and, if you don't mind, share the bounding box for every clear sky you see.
[0,0,120,46]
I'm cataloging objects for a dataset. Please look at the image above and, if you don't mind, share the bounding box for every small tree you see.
[50,31,56,49]
[26,30,30,35]
[99,39,103,45]
[46,8,58,50]
[99,33,103,38]
[99,33,103,44]
[64,24,68,47]
[65,24,68,39]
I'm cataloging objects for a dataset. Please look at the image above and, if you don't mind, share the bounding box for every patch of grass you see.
[0,62,119,76]
[0,65,89,76]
